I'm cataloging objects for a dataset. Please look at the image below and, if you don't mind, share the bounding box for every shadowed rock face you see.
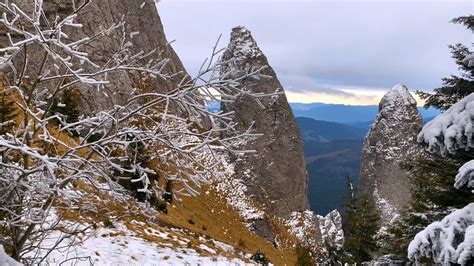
[220,27,309,225]
[359,84,423,226]
[0,0,188,113]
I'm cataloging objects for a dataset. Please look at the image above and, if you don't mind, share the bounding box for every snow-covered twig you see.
[0,0,269,263]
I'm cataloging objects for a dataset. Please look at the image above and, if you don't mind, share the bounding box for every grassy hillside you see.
[57,180,302,265]
[2,92,303,265]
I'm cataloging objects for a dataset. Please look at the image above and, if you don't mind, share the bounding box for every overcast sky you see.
[158,0,472,105]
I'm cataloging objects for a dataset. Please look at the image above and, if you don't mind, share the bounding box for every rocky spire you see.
[359,84,423,226]
[220,26,309,238]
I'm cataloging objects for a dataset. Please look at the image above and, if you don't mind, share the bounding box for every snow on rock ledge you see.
[286,210,344,258]
[418,93,474,156]
[408,203,474,265]
[0,245,22,266]
[316,210,345,250]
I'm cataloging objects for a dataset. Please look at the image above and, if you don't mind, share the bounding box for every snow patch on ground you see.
[32,220,252,265]
[0,245,21,266]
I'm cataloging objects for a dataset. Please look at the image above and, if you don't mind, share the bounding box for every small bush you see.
[149,197,168,213]
[103,219,114,228]
[187,218,195,225]
[250,251,269,265]
[163,180,174,203]
[296,245,314,266]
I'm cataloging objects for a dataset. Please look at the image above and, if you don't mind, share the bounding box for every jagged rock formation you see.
[317,210,344,250]
[359,84,423,226]
[220,27,308,221]
[0,1,346,263]
[0,0,188,113]
[219,27,310,242]
[286,210,344,260]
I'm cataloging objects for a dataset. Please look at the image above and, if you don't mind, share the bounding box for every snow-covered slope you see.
[36,221,252,265]
[16,170,308,265]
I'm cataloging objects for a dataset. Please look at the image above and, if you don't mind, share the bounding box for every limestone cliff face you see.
[359,84,423,226]
[220,27,309,221]
[1,0,188,113]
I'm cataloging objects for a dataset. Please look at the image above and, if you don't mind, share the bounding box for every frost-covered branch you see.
[408,203,474,265]
[455,160,474,191]
[410,91,474,264]
[417,93,474,156]
[0,0,269,263]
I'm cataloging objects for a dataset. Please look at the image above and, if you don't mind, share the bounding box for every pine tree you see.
[416,15,474,110]
[163,179,174,204]
[384,15,474,261]
[384,154,474,259]
[343,179,380,263]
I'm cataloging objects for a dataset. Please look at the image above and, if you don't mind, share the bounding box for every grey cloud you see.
[158,0,471,96]
[278,73,357,97]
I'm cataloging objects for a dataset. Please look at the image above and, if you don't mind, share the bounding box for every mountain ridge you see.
[290,102,439,123]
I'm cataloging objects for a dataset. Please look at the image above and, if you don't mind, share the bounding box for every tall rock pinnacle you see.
[359,84,423,226]
[220,26,309,229]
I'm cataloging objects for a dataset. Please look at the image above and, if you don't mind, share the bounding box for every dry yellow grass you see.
[58,181,301,265]
[157,186,301,265]
[3,84,304,265]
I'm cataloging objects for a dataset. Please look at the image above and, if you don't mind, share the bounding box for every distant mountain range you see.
[296,117,366,142]
[290,102,439,124]
[209,101,439,215]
